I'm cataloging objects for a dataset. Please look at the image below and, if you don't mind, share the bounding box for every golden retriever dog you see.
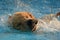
[8,12,60,32]
[8,12,38,32]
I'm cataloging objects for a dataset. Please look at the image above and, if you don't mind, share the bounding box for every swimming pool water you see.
[0,0,60,40]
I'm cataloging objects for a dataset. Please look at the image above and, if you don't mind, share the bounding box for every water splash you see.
[36,17,60,33]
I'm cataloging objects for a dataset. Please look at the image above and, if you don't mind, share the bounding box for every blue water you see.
[0,0,60,40]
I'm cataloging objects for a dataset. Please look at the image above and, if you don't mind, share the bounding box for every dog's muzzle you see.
[27,19,38,31]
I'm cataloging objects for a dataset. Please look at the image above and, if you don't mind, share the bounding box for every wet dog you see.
[8,12,60,32]
[8,12,38,32]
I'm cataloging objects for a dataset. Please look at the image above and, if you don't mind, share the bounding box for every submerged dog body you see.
[8,12,60,32]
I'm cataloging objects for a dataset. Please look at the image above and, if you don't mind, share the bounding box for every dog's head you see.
[8,12,38,32]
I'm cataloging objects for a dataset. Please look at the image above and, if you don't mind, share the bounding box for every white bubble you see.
[1,18,4,22]
[8,14,12,16]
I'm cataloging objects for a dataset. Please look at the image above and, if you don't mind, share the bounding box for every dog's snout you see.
[27,19,38,26]
[27,19,38,31]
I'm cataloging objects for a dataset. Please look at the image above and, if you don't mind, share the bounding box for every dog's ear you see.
[56,12,60,17]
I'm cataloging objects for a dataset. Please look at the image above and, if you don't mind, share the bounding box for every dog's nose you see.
[27,19,38,26]
[27,19,38,30]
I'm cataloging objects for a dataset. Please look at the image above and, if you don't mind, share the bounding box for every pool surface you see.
[0,0,60,40]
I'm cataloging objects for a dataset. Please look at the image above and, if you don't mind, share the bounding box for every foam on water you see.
[35,18,60,33]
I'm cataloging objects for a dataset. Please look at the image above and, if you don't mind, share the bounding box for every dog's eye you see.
[26,16,28,18]
[29,14,32,18]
